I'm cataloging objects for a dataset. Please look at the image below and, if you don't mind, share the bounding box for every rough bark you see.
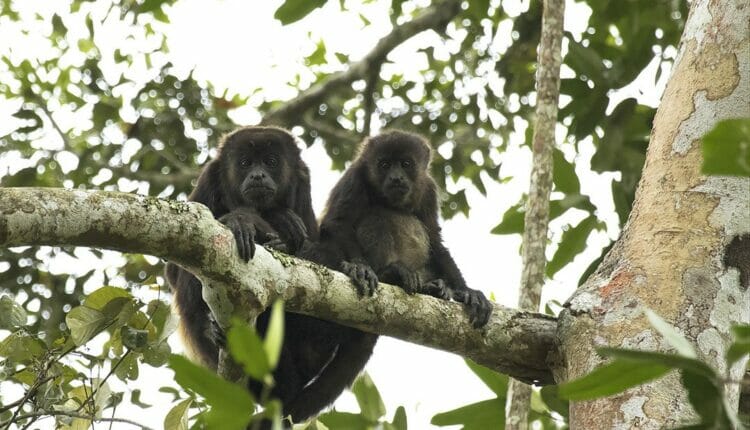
[556,0,750,428]
[0,187,556,385]
[505,0,565,428]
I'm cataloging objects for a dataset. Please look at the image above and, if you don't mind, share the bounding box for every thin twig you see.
[13,411,154,430]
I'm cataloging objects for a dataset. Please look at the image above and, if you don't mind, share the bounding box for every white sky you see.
[0,0,674,428]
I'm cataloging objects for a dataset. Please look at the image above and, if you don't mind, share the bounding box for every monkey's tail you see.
[283,331,378,423]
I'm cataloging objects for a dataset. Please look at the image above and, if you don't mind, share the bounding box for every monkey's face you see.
[367,152,422,208]
[362,131,432,210]
[221,129,296,209]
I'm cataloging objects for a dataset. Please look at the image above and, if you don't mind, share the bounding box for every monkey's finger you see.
[248,239,255,260]
[368,274,378,296]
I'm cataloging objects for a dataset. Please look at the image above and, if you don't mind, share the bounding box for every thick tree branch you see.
[0,187,557,384]
[261,0,462,126]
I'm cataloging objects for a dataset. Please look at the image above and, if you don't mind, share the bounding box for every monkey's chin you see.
[243,187,276,208]
[383,188,411,208]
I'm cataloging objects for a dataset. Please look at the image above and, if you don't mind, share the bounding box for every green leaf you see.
[66,306,108,345]
[492,194,595,235]
[148,299,179,342]
[264,300,284,369]
[726,339,750,365]
[114,351,140,380]
[164,398,192,430]
[464,359,509,396]
[334,52,349,64]
[142,340,171,367]
[83,286,131,310]
[307,40,327,66]
[431,398,505,429]
[227,319,270,381]
[139,0,169,13]
[169,355,254,430]
[558,359,671,401]
[0,295,27,329]
[51,14,67,36]
[390,406,407,430]
[318,411,371,429]
[681,370,737,428]
[130,389,153,408]
[701,118,750,177]
[597,348,716,379]
[120,326,149,351]
[0,331,45,362]
[644,309,696,358]
[491,202,524,234]
[274,0,327,25]
[546,216,600,277]
[552,148,580,194]
[539,385,569,418]
[351,373,386,421]
[565,36,605,83]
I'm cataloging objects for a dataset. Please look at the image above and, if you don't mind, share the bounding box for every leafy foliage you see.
[431,359,567,429]
[0,286,177,429]
[701,118,750,177]
[313,373,408,430]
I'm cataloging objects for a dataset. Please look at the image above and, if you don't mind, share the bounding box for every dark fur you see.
[286,130,493,426]
[319,130,492,325]
[165,126,356,423]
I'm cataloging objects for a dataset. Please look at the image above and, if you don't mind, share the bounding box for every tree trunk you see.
[556,0,750,428]
[505,0,565,428]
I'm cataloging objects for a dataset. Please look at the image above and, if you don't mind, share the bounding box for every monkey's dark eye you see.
[401,160,412,168]
[378,161,390,169]
[239,158,251,168]
[265,155,279,168]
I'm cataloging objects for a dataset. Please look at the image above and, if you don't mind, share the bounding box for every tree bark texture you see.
[556,0,750,428]
[0,187,557,385]
[506,0,566,428]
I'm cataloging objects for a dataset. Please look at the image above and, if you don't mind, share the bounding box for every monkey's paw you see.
[270,208,308,254]
[341,261,379,297]
[263,233,290,253]
[453,288,492,328]
[422,279,452,300]
[218,212,257,262]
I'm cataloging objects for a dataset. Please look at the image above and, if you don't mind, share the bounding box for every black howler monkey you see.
[318,130,493,327]
[165,126,357,423]
[287,130,493,425]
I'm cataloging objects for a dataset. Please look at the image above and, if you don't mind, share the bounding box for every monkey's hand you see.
[268,208,308,254]
[262,233,289,253]
[453,288,492,328]
[218,211,257,261]
[422,279,452,300]
[380,263,421,295]
[341,260,378,297]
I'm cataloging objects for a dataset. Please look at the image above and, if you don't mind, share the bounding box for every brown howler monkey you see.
[164,126,358,423]
[318,130,493,326]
